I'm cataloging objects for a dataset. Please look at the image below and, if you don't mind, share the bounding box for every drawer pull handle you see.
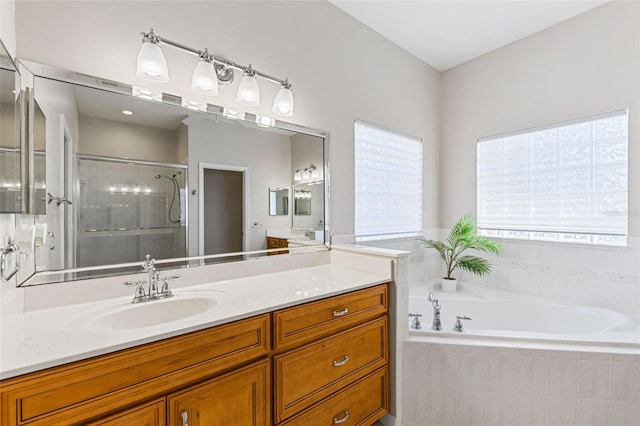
[332,307,349,317]
[333,410,350,424]
[181,411,188,426]
[333,355,350,367]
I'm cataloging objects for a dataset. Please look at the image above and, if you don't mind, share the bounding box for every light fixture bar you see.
[143,29,289,86]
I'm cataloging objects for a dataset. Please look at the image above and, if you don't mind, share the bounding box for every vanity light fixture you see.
[191,50,219,96]
[135,29,295,116]
[272,79,294,117]
[293,165,318,181]
[136,30,169,82]
[236,65,260,106]
[294,190,311,199]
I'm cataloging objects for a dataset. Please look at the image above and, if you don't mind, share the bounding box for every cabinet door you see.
[168,359,270,426]
[86,398,165,426]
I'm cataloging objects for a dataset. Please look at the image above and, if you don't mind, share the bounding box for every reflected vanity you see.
[8,60,329,286]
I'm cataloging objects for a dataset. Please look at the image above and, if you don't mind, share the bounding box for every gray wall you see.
[440,1,639,236]
[14,0,441,237]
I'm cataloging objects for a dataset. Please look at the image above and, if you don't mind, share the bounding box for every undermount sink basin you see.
[68,291,227,332]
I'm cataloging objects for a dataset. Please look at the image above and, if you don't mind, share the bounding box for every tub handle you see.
[453,315,472,333]
[409,313,422,330]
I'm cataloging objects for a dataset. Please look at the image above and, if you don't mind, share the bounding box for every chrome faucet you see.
[427,293,442,331]
[303,228,315,239]
[123,254,180,303]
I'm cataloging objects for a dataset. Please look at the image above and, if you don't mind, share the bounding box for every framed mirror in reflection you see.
[14,60,328,286]
[269,187,289,216]
[292,181,323,229]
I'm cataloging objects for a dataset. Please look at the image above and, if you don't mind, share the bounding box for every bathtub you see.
[402,285,640,426]
[408,284,640,348]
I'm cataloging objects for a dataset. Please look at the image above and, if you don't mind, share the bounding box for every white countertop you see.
[0,264,391,380]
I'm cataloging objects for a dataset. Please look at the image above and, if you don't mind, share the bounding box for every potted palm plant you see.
[422,214,502,292]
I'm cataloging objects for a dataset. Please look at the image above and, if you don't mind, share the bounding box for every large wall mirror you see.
[14,61,328,286]
[0,42,20,213]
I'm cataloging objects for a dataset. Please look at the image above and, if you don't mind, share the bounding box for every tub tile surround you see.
[402,341,640,426]
[367,230,640,316]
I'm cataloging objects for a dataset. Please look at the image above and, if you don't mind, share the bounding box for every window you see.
[477,110,628,246]
[354,120,422,240]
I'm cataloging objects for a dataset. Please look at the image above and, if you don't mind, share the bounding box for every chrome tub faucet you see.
[427,293,442,331]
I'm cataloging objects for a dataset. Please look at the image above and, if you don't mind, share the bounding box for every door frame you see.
[198,162,249,256]
[61,115,75,269]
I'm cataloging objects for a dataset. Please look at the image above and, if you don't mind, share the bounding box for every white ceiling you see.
[329,0,609,71]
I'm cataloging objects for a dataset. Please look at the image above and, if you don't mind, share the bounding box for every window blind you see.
[355,120,422,240]
[477,110,628,245]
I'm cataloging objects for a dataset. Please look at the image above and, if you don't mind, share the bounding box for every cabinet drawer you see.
[274,317,388,422]
[0,314,270,426]
[86,398,166,426]
[168,359,270,426]
[273,283,388,351]
[267,237,281,248]
[280,367,389,426]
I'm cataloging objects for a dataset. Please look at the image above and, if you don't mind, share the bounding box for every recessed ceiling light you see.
[122,110,133,115]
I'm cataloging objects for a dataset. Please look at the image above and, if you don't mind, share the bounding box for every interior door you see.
[203,168,243,255]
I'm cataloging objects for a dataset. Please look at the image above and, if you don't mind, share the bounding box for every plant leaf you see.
[457,255,492,276]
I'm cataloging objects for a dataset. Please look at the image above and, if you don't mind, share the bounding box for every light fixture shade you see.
[311,168,319,179]
[136,41,169,82]
[302,169,311,180]
[272,85,294,117]
[294,171,302,181]
[236,72,260,106]
[191,58,219,96]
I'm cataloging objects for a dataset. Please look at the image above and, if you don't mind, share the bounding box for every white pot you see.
[442,278,457,293]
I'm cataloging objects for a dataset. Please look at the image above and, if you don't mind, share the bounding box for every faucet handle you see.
[158,274,180,297]
[123,280,147,302]
[453,315,472,333]
[408,313,422,330]
[142,254,155,271]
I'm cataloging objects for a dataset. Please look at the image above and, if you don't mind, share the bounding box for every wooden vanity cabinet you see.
[266,237,289,255]
[0,314,270,426]
[0,283,390,426]
[272,283,390,425]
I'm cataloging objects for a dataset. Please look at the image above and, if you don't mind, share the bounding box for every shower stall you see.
[75,155,187,268]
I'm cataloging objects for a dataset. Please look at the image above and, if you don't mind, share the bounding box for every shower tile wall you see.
[76,159,186,267]
[402,342,640,426]
[0,149,20,213]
